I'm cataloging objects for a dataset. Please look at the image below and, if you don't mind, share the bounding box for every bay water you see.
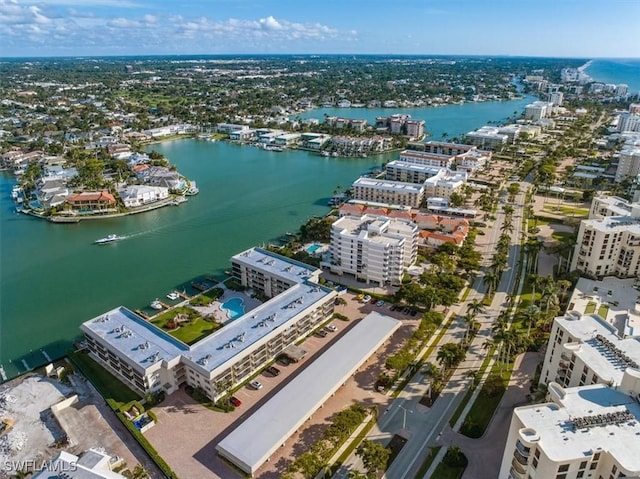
[0,95,538,379]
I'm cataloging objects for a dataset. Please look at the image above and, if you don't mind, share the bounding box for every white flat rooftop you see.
[232,247,318,284]
[386,161,443,175]
[353,177,424,193]
[216,312,401,475]
[81,307,187,373]
[569,277,640,338]
[515,384,640,471]
[558,313,640,385]
[82,281,333,375]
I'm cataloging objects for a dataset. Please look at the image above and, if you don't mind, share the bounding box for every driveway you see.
[438,351,543,479]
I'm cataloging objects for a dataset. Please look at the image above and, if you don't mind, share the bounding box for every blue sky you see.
[1,0,639,58]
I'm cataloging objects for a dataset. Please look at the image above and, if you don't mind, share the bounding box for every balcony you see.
[560,352,572,361]
[513,448,529,466]
[512,456,528,474]
[509,466,525,479]
[515,440,531,457]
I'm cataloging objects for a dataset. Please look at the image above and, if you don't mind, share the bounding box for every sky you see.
[1,0,639,58]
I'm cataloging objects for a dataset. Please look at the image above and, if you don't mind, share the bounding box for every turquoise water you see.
[585,59,640,94]
[0,95,542,380]
[221,297,245,319]
[296,95,537,140]
[306,243,322,254]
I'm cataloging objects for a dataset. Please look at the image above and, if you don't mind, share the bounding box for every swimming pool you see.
[221,297,245,319]
[306,243,322,254]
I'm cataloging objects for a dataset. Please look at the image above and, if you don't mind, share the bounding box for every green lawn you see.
[584,301,596,314]
[431,463,465,479]
[170,317,221,344]
[542,205,589,217]
[460,362,513,438]
[597,304,609,318]
[69,351,140,409]
[151,306,221,345]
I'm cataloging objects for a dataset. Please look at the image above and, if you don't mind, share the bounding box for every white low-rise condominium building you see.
[571,200,640,278]
[81,248,336,401]
[325,215,418,286]
[499,310,640,479]
[351,177,425,208]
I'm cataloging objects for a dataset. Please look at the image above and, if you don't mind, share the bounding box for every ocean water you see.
[585,59,640,94]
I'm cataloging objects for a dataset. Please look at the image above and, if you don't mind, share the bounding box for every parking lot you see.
[144,292,422,478]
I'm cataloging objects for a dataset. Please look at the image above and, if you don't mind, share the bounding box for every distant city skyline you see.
[1,0,639,58]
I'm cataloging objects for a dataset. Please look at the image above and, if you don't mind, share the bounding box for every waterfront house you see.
[67,190,117,213]
[118,185,169,208]
[229,129,257,141]
[138,166,184,190]
[36,178,70,208]
[274,133,301,147]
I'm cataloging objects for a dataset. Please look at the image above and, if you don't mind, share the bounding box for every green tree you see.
[466,299,485,317]
[437,343,466,372]
[356,440,390,478]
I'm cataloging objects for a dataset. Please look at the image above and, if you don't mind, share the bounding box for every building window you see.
[559,464,569,472]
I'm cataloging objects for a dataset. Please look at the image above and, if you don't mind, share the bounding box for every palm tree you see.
[528,274,543,306]
[519,305,541,336]
[491,254,508,273]
[463,313,478,342]
[483,269,500,295]
[466,299,486,317]
[437,343,466,372]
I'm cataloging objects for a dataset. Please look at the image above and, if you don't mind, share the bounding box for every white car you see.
[362,295,372,303]
[325,324,338,332]
[249,380,263,390]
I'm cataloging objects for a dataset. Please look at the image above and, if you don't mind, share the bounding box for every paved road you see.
[332,181,529,479]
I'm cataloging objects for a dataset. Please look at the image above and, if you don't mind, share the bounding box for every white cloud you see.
[0,3,351,55]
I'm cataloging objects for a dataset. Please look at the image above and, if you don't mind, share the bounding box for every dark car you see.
[266,366,281,376]
[276,355,292,366]
[315,330,328,338]
[229,396,242,407]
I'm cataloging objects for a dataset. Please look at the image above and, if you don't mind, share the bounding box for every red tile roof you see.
[67,190,116,204]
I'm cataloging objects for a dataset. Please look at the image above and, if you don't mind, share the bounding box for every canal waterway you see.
[0,95,535,380]
[297,95,536,140]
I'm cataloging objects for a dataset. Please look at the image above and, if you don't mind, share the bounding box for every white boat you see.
[150,299,163,310]
[166,291,180,301]
[94,234,124,245]
[186,181,199,196]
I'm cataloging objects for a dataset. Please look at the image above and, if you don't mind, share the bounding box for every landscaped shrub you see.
[443,446,468,468]
[332,312,349,321]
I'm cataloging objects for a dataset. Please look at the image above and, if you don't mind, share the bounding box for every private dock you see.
[135,309,150,319]
[191,281,211,292]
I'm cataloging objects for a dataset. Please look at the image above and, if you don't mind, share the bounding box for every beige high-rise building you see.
[571,198,640,278]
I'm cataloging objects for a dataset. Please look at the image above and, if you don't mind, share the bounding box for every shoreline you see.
[20,195,187,223]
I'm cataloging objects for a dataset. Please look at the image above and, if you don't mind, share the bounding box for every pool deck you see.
[191,286,261,326]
